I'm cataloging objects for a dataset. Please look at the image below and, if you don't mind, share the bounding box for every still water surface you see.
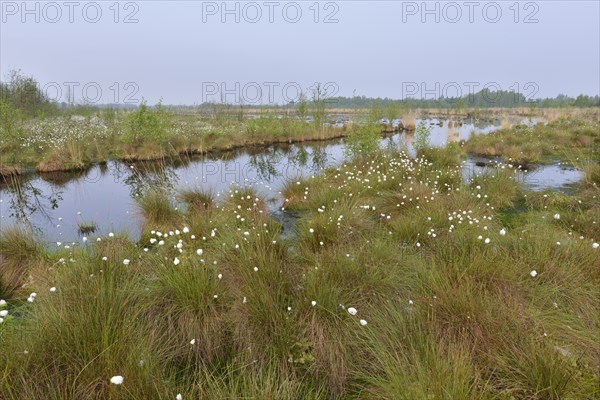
[0,119,582,243]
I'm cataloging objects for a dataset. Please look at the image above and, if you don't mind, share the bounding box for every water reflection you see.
[0,175,63,225]
[463,159,584,193]
[0,119,579,242]
[0,141,344,242]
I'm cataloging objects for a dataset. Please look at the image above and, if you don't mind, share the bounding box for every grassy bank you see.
[0,106,353,175]
[2,104,598,176]
[1,140,599,398]
[465,116,600,164]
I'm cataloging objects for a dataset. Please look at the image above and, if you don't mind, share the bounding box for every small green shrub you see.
[123,102,172,146]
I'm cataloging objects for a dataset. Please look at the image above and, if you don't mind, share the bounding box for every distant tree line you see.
[323,91,600,109]
[1,70,598,119]
[0,70,58,117]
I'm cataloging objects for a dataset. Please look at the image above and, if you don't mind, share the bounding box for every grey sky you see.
[1,1,599,105]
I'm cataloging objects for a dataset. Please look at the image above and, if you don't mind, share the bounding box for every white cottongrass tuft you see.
[123,259,130,265]
[359,319,368,326]
[553,213,560,220]
[311,301,317,306]
[347,307,357,316]
[196,249,203,255]
[0,310,8,317]
[50,287,57,292]
[110,375,124,385]
[173,257,180,266]
[530,270,538,277]
[593,243,599,249]
[190,339,196,345]
[499,228,506,236]
[176,394,183,400]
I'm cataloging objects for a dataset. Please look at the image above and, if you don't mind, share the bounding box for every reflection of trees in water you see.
[117,161,180,197]
[0,166,110,233]
[0,174,63,230]
[248,144,333,182]
[382,136,398,152]
[38,167,91,187]
[309,145,329,172]
[0,143,339,232]
[249,147,284,181]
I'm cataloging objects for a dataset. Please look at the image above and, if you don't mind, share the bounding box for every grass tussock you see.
[136,188,180,227]
[78,220,98,235]
[0,226,43,298]
[465,117,600,164]
[178,187,214,211]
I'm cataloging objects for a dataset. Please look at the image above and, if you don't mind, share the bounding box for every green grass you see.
[1,137,599,398]
[78,221,98,235]
[136,188,180,227]
[178,187,214,212]
[465,117,600,164]
[0,226,43,298]
[0,105,351,173]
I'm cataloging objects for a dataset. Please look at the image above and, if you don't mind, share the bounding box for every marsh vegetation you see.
[1,71,599,399]
[1,109,599,399]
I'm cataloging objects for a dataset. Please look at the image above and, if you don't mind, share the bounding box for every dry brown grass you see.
[403,110,418,131]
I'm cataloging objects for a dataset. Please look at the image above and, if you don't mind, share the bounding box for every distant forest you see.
[321,91,600,109]
[1,70,599,117]
[189,89,600,109]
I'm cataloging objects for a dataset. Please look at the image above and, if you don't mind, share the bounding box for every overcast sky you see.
[1,1,599,105]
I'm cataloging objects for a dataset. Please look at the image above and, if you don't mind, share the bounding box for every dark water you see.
[0,119,582,243]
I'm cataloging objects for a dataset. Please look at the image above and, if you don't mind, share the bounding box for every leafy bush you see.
[344,123,381,158]
[0,101,24,154]
[123,102,172,146]
[0,70,58,117]
[413,121,431,152]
